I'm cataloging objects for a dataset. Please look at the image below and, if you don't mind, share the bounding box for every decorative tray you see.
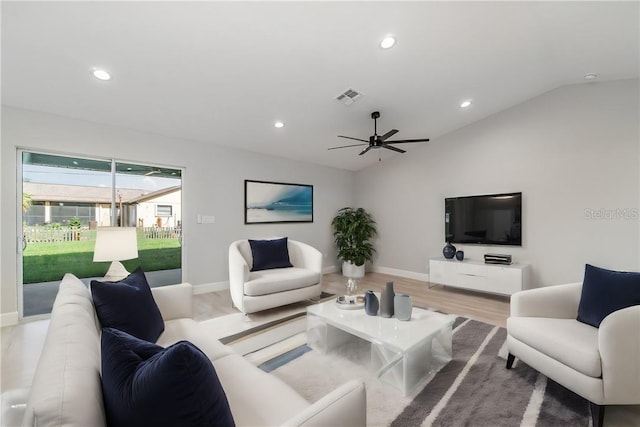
[335,295,365,310]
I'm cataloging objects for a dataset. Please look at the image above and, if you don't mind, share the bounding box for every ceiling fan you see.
[328,111,429,156]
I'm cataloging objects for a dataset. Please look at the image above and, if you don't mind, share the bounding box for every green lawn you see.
[23,238,181,284]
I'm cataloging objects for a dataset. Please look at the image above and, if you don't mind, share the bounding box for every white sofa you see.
[506,282,640,427]
[229,239,322,314]
[5,273,366,427]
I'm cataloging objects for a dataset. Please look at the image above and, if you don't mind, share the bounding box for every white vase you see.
[342,261,364,279]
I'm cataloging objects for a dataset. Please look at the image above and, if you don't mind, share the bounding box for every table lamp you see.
[93,227,139,281]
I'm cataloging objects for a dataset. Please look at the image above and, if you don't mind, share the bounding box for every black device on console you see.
[484,253,512,265]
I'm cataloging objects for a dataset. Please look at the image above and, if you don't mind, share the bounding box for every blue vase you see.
[394,294,413,321]
[455,250,464,261]
[364,290,379,316]
[443,243,456,259]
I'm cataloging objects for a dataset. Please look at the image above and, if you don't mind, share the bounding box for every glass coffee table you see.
[306,298,455,395]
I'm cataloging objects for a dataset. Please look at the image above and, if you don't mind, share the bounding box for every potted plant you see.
[331,207,377,278]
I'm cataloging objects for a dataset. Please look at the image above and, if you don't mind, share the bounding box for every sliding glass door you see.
[20,151,182,317]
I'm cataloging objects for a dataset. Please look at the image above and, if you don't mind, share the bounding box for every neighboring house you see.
[23,182,181,228]
[128,185,182,228]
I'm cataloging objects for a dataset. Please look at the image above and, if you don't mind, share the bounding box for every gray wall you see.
[355,79,640,287]
[1,107,354,321]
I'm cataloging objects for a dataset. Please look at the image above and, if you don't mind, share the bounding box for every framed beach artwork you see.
[244,180,314,224]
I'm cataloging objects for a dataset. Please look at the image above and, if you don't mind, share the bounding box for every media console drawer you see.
[456,262,487,277]
[454,273,487,291]
[428,258,530,296]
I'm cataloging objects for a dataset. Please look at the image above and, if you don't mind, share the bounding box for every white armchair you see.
[506,282,640,427]
[229,239,322,314]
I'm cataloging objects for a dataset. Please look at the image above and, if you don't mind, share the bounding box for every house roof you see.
[127,185,181,203]
[24,182,149,204]
[3,2,638,171]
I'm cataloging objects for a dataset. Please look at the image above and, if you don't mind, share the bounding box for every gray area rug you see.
[259,317,591,427]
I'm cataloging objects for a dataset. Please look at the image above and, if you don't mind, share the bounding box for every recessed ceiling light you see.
[584,73,598,81]
[460,100,472,108]
[380,35,396,49]
[274,121,285,128]
[92,68,111,81]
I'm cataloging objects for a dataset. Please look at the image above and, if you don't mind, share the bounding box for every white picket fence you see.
[24,227,181,243]
[141,227,182,240]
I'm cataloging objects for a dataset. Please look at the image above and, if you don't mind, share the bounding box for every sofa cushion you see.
[213,353,309,426]
[577,264,640,328]
[101,328,235,427]
[22,274,106,427]
[249,237,293,271]
[158,318,234,361]
[245,267,319,296]
[507,317,601,377]
[91,267,165,342]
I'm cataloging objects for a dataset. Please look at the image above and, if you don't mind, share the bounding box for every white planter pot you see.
[342,261,365,279]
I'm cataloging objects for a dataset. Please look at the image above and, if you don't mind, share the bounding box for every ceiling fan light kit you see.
[328,111,429,157]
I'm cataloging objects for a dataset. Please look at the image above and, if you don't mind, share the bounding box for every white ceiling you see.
[2,1,639,171]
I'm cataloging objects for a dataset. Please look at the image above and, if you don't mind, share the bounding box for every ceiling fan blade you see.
[359,146,372,156]
[337,135,368,142]
[385,138,430,144]
[328,143,368,150]
[379,129,399,141]
[382,144,406,154]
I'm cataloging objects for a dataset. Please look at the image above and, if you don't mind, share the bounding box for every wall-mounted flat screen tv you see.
[445,192,522,246]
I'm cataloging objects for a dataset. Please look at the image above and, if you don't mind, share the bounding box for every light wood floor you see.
[194,272,511,328]
[321,272,510,327]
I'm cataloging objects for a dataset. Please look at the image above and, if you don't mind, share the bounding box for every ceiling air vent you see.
[336,88,363,105]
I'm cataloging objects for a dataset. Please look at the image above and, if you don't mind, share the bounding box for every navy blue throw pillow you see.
[91,267,164,342]
[249,237,293,271]
[101,328,235,427]
[576,264,640,328]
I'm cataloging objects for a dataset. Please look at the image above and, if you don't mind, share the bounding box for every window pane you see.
[115,162,182,284]
[22,152,111,316]
[156,205,172,216]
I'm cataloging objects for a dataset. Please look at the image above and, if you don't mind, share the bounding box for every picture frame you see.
[244,180,314,224]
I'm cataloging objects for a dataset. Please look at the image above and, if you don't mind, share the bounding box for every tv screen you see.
[445,192,522,246]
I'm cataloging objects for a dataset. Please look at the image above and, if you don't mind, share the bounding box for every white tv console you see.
[429,258,530,296]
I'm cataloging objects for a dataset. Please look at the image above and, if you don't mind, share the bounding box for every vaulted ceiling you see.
[2,1,638,171]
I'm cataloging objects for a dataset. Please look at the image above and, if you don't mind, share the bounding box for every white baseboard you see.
[323,265,338,274]
[0,311,19,327]
[191,265,422,295]
[193,281,229,295]
[372,266,430,283]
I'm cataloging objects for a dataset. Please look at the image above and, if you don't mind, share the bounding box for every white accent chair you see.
[229,239,322,314]
[506,282,640,427]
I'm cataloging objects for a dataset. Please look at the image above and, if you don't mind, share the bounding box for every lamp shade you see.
[93,227,139,262]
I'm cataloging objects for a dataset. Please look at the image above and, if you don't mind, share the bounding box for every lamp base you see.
[103,261,130,282]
